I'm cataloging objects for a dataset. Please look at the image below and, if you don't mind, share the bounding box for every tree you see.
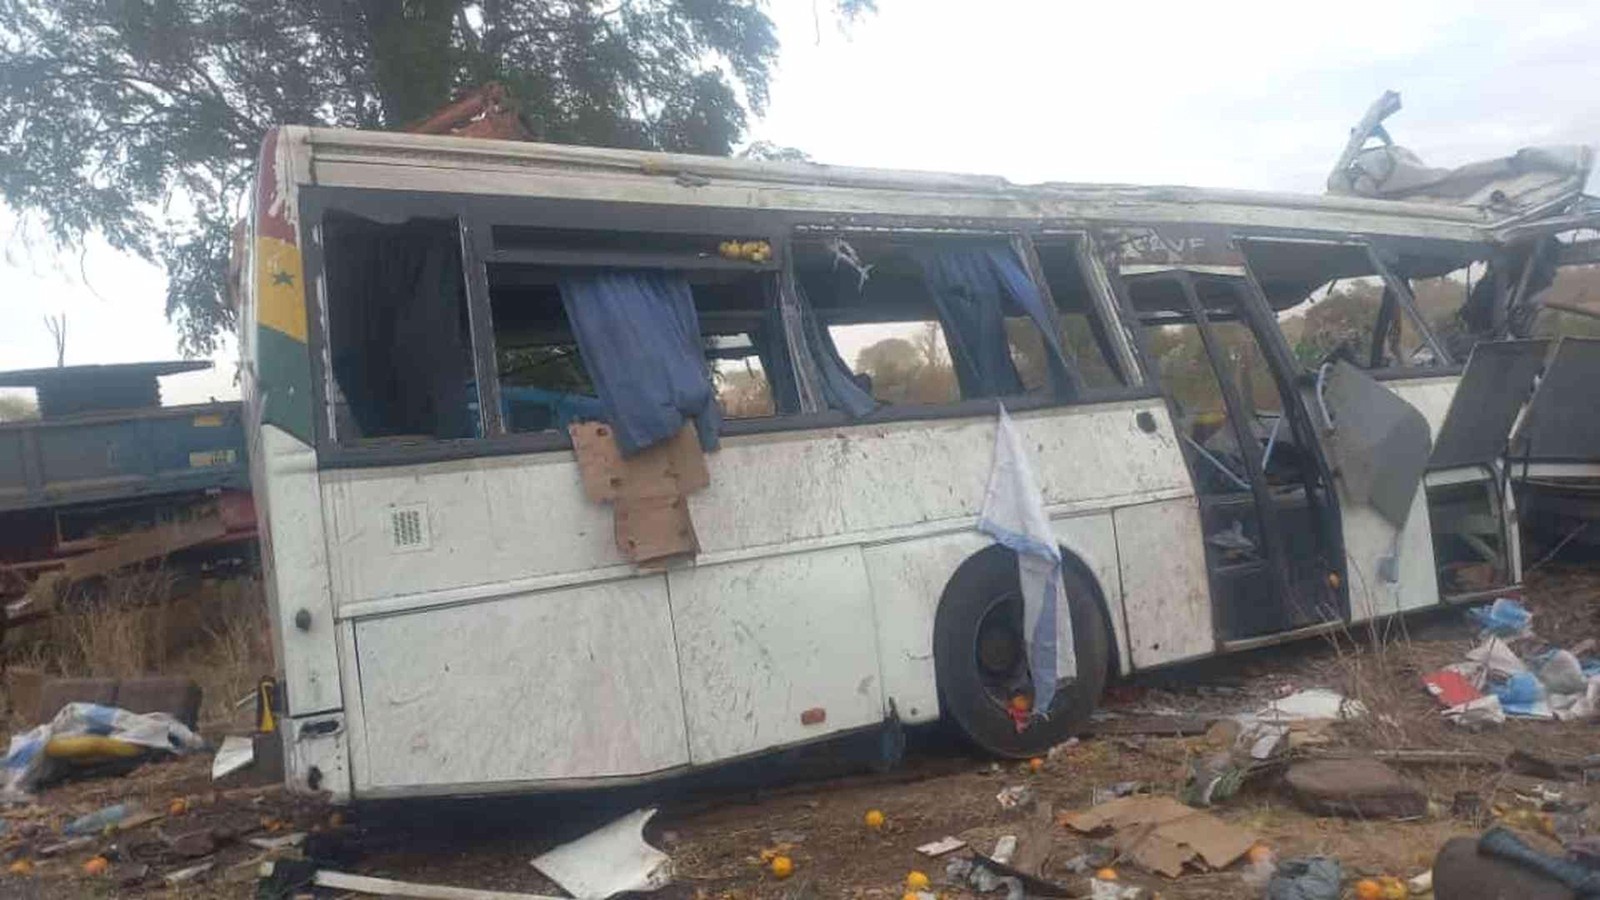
[0,392,37,422]
[0,0,874,355]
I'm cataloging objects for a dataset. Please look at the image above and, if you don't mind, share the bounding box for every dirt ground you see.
[5,564,1600,899]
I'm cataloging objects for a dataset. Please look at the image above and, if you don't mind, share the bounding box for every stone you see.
[1283,758,1427,819]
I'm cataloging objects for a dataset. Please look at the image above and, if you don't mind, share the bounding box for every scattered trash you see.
[1535,649,1587,694]
[162,851,214,883]
[990,835,1018,865]
[1090,867,1141,899]
[996,784,1035,811]
[1265,856,1343,900]
[1465,636,1528,680]
[1,703,204,799]
[1407,870,1432,895]
[1090,781,1144,806]
[1283,759,1427,819]
[916,836,966,857]
[248,832,307,851]
[1062,795,1257,878]
[1467,598,1532,637]
[1422,670,1482,708]
[260,862,560,899]
[1492,671,1553,719]
[1241,844,1276,889]
[1255,688,1366,722]
[1442,695,1505,728]
[64,802,133,836]
[212,734,255,780]
[531,808,672,897]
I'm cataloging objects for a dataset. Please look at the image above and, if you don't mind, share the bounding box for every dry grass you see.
[4,571,274,732]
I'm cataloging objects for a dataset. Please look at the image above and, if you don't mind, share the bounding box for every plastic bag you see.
[2,703,204,801]
[1467,598,1531,637]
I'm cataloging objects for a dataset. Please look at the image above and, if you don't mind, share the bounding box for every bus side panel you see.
[862,531,993,725]
[667,547,882,764]
[1049,513,1129,675]
[351,578,689,788]
[258,426,343,717]
[1113,498,1213,667]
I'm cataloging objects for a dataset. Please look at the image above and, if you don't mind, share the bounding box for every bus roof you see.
[283,125,1552,248]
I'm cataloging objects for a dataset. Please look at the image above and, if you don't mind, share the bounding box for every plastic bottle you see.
[63,803,129,836]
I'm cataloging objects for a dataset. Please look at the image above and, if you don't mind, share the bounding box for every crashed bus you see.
[240,109,1597,801]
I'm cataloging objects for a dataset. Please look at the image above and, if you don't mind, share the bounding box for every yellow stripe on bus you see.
[256,236,308,343]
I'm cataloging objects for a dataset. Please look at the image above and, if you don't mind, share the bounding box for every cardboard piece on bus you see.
[570,423,709,503]
[614,494,700,565]
[571,421,709,564]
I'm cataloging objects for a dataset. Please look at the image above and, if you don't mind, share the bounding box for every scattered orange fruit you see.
[1377,877,1406,900]
[1246,843,1273,863]
[1354,879,1382,900]
[1010,694,1032,713]
[1095,868,1117,881]
[769,855,794,879]
[864,809,885,830]
[902,893,919,900]
[906,871,930,891]
[82,856,110,876]
[1028,757,1044,773]
[7,859,33,876]
[168,797,189,816]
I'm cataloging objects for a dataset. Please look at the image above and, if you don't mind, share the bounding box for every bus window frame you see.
[297,187,1165,471]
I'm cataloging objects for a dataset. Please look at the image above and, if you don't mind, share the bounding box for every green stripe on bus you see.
[257,324,315,443]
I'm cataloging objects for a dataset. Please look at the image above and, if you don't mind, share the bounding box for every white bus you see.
[240,126,1579,801]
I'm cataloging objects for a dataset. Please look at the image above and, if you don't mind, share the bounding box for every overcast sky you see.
[1,0,1596,406]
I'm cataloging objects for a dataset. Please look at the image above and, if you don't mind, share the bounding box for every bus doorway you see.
[1127,270,1346,644]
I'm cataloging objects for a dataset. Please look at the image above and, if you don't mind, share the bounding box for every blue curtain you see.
[558,269,722,455]
[916,246,1080,400]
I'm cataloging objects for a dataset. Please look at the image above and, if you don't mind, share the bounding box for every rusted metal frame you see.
[1362,242,1453,365]
[1169,269,1299,619]
[1233,262,1350,618]
[460,216,506,438]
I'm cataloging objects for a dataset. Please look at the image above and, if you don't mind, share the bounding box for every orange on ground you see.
[82,856,110,876]
[864,809,885,830]
[770,855,794,879]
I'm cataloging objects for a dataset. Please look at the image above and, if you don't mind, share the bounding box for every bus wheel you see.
[934,548,1110,758]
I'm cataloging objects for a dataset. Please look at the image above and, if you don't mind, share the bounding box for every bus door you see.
[1124,269,1346,644]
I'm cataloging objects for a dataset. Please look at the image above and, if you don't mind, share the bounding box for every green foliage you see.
[0,0,851,355]
[0,391,38,422]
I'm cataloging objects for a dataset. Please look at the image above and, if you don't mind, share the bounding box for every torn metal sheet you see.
[531,808,672,898]
[1322,361,1432,529]
[212,734,255,781]
[1329,92,1594,218]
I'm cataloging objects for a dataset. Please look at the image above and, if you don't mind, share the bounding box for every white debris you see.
[531,808,671,898]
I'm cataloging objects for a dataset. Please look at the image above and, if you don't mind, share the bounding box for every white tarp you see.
[2,702,205,801]
[978,405,1075,716]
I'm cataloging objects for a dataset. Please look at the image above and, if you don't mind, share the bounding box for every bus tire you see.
[934,547,1110,758]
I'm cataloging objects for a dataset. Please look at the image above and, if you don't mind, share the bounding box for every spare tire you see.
[933,546,1110,757]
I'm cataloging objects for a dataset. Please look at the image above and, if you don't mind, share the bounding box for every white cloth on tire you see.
[978,404,1076,717]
